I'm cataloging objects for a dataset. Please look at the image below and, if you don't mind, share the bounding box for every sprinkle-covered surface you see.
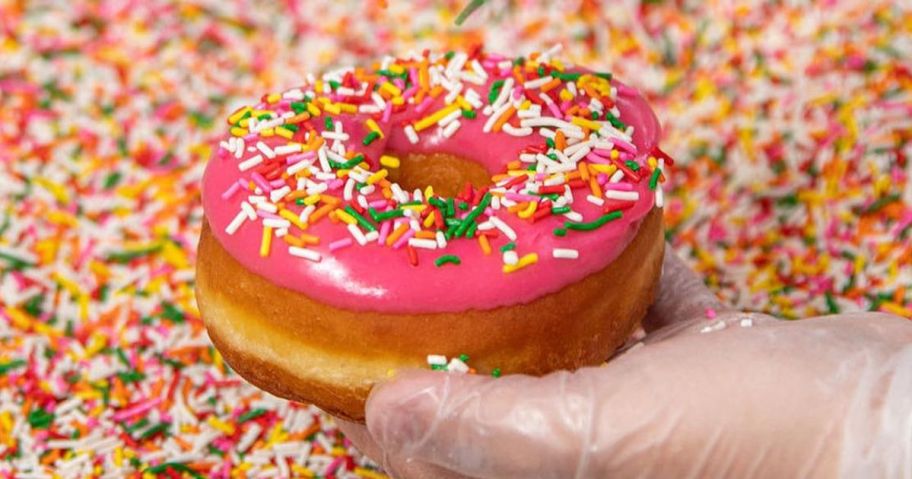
[202,48,669,312]
[0,0,909,477]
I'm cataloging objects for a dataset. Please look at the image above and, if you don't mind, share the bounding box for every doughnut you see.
[197,48,670,421]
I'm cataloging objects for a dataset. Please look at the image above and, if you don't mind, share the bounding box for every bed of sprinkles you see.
[214,48,669,271]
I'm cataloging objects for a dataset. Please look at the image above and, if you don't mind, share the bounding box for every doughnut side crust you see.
[197,208,664,421]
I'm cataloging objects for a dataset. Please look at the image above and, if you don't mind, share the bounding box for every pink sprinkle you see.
[414,96,434,115]
[287,152,313,164]
[603,183,633,191]
[326,457,344,475]
[251,172,272,192]
[368,200,387,208]
[327,179,344,190]
[237,178,249,189]
[401,85,418,102]
[268,179,285,188]
[409,67,419,87]
[705,308,717,320]
[392,229,415,249]
[112,398,162,421]
[382,103,393,123]
[613,139,636,153]
[221,182,241,200]
[378,220,391,244]
[512,86,523,100]
[505,192,537,202]
[329,238,353,251]
[256,211,281,220]
[615,83,638,97]
[586,152,612,164]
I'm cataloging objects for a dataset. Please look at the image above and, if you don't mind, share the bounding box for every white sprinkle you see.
[436,231,447,249]
[269,186,291,203]
[442,120,461,138]
[286,158,313,175]
[439,109,462,127]
[483,102,512,133]
[404,125,419,144]
[503,124,533,136]
[347,224,368,245]
[408,238,438,250]
[274,144,301,156]
[234,138,245,158]
[364,230,379,242]
[255,202,278,214]
[238,154,264,171]
[275,228,288,237]
[604,190,640,202]
[699,321,727,334]
[225,211,246,235]
[298,204,315,223]
[609,170,625,183]
[256,141,276,159]
[489,216,517,241]
[343,179,355,201]
[586,195,605,206]
[563,211,583,222]
[426,355,447,366]
[523,76,554,89]
[282,88,305,100]
[656,185,665,208]
[288,247,321,262]
[317,147,330,172]
[552,248,579,259]
[447,358,469,374]
[263,218,290,229]
[740,318,754,328]
[503,250,519,265]
[240,201,257,220]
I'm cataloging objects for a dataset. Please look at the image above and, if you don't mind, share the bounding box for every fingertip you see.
[365,370,454,451]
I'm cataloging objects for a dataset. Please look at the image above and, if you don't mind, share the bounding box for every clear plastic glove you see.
[338,247,912,479]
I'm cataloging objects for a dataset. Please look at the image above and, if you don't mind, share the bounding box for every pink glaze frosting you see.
[202,57,663,313]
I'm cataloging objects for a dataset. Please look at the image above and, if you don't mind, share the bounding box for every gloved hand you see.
[338,247,912,479]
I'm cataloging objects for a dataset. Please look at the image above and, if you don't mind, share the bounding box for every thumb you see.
[642,245,729,332]
[366,369,603,479]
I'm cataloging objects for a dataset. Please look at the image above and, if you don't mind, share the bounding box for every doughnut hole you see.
[384,151,493,198]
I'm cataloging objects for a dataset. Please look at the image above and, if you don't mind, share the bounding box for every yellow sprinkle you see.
[647,156,658,169]
[455,95,472,110]
[881,302,912,318]
[266,93,281,104]
[389,64,405,75]
[571,116,602,131]
[323,103,341,115]
[291,466,316,478]
[610,149,620,159]
[259,128,274,137]
[401,204,427,212]
[338,103,358,113]
[354,467,388,479]
[304,194,322,206]
[280,209,306,229]
[413,104,460,132]
[314,80,324,93]
[391,96,405,106]
[559,88,574,102]
[275,127,294,139]
[519,100,532,110]
[306,103,321,116]
[260,226,272,257]
[503,253,539,273]
[517,201,538,219]
[367,169,388,185]
[335,209,357,225]
[380,155,400,168]
[423,213,435,228]
[207,417,236,436]
[379,82,402,97]
[589,164,617,174]
[423,185,434,198]
[228,106,252,124]
[33,177,71,203]
[365,119,384,137]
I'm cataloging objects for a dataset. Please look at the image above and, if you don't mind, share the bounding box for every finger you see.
[366,369,605,479]
[641,245,729,333]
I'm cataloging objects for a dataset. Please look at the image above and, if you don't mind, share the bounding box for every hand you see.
[338,247,912,479]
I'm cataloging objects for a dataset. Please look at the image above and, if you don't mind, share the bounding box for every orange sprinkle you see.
[478,234,492,255]
[385,223,410,246]
[309,204,335,224]
[588,175,602,198]
[283,235,304,247]
[492,105,516,132]
[299,233,320,245]
[555,131,567,150]
[540,78,562,92]
[415,230,436,240]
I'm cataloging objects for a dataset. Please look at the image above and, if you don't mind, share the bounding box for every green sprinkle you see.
[466,221,478,238]
[500,242,516,252]
[545,137,555,149]
[256,114,271,121]
[444,51,456,60]
[550,70,581,81]
[117,370,146,384]
[160,302,185,323]
[103,172,122,189]
[344,206,377,232]
[554,228,568,236]
[0,359,26,376]
[27,408,54,430]
[537,65,546,76]
[139,422,170,440]
[455,0,486,25]
[595,72,613,81]
[295,198,306,206]
[428,197,447,210]
[435,255,462,267]
[143,462,204,479]
[513,56,526,66]
[446,198,455,217]
[459,354,470,362]
[328,154,365,170]
[625,160,640,172]
[458,201,469,211]
[606,113,626,130]
[105,244,162,264]
[461,109,476,119]
[563,211,623,233]
[648,168,662,190]
[238,408,267,423]
[825,292,840,314]
[370,207,404,222]
[23,294,44,317]
[114,347,131,368]
[363,130,380,146]
[324,116,334,131]
[284,124,299,133]
[861,193,900,214]
[430,364,446,371]
[454,193,491,237]
[328,80,341,90]
[189,111,213,128]
[488,79,505,104]
[491,368,502,378]
[290,101,308,114]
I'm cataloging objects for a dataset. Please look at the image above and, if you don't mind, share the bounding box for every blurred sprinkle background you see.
[0,0,909,477]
